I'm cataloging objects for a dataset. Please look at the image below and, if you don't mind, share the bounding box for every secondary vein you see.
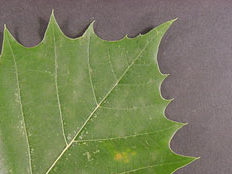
[52,25,68,145]
[73,126,175,143]
[7,36,33,174]
[87,32,98,105]
[115,160,189,174]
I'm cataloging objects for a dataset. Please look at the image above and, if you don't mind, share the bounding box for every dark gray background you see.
[0,0,231,173]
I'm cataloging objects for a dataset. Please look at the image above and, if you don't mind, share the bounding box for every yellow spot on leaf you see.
[114,153,122,160]
[114,150,136,163]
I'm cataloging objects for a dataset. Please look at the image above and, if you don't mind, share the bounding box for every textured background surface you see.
[0,0,231,173]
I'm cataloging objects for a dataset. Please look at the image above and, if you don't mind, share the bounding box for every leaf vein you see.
[87,33,98,105]
[107,49,118,80]
[114,160,190,174]
[7,37,33,174]
[52,25,68,145]
[100,104,157,110]
[73,126,176,143]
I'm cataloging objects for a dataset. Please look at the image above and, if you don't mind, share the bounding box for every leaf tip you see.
[49,9,57,24]
[170,18,178,23]
[3,24,9,34]
[90,20,96,29]
[83,20,96,36]
[3,24,12,39]
[169,97,175,103]
[2,24,17,56]
[185,156,200,166]
[51,9,55,15]
[182,122,189,126]
[175,121,188,129]
[184,156,200,168]
[43,9,63,39]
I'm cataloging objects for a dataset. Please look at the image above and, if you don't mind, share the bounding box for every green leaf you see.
[0,11,197,174]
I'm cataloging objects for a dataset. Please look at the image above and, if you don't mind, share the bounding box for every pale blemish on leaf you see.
[114,150,136,163]
[86,152,91,161]
[83,152,92,162]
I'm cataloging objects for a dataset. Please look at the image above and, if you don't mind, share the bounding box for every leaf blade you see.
[0,13,197,174]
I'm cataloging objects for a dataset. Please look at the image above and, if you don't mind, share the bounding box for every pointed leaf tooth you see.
[83,20,96,37]
[1,25,18,58]
[142,19,176,41]
[43,10,63,40]
[3,25,15,42]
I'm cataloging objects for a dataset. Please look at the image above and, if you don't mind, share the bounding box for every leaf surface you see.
[0,12,196,174]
